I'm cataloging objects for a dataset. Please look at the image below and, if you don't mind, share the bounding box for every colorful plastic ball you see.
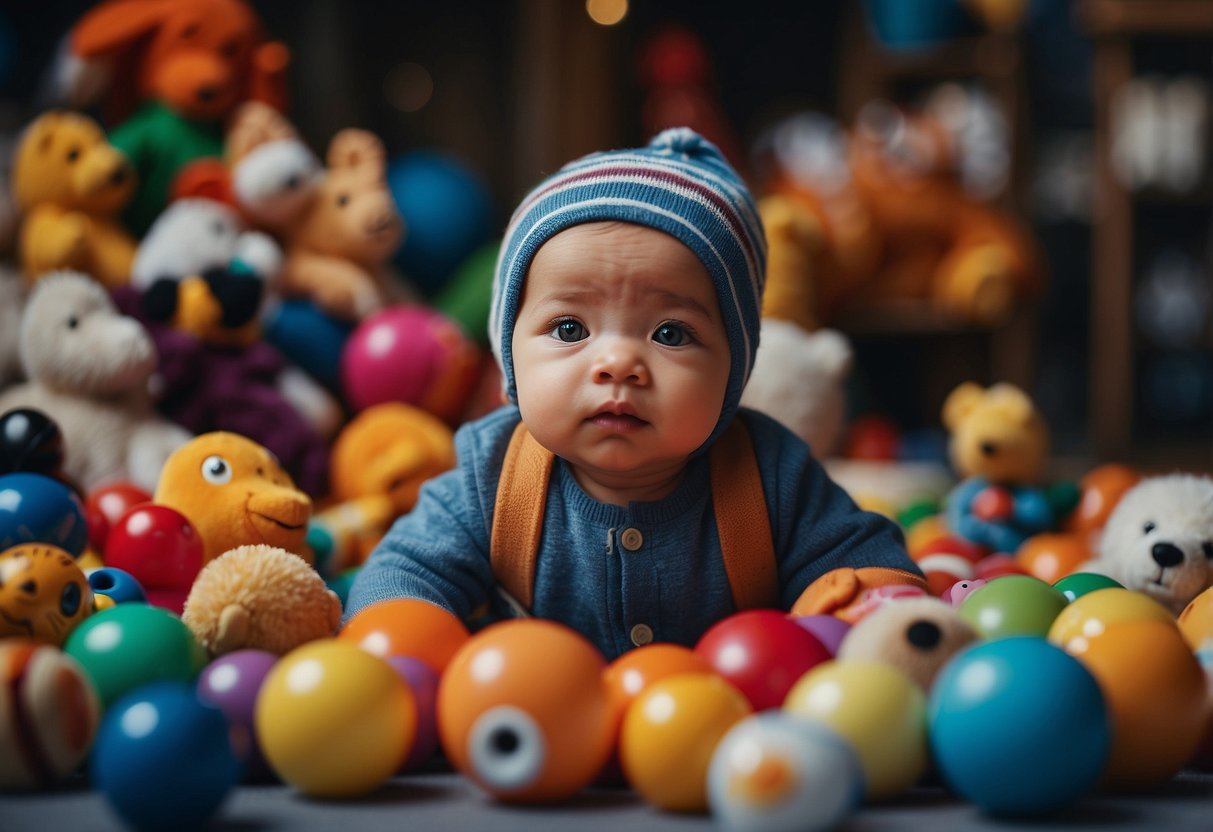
[386,150,495,293]
[437,619,614,803]
[433,239,499,345]
[84,481,152,555]
[604,642,716,716]
[0,407,64,477]
[256,638,416,797]
[1016,532,1091,584]
[1179,586,1213,651]
[92,680,242,832]
[197,649,279,780]
[1063,463,1141,539]
[103,503,204,615]
[843,414,900,461]
[0,542,94,645]
[339,597,470,675]
[0,638,100,790]
[63,603,207,709]
[1061,617,1209,789]
[913,534,985,596]
[262,299,354,392]
[0,471,88,556]
[385,655,439,772]
[783,660,927,801]
[928,637,1110,816]
[707,711,863,832]
[1052,572,1123,603]
[620,671,753,812]
[904,513,951,558]
[958,574,1069,639]
[87,566,147,606]
[791,614,851,656]
[695,609,832,711]
[972,553,1028,580]
[340,304,483,422]
[1046,586,1172,649]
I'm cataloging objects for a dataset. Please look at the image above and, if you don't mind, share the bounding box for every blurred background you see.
[0,0,1210,473]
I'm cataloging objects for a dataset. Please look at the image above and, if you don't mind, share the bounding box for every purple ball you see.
[198,650,279,780]
[386,655,439,771]
[792,614,852,656]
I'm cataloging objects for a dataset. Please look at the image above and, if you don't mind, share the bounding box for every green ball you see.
[1052,572,1123,603]
[959,575,1070,640]
[433,239,500,344]
[63,603,207,709]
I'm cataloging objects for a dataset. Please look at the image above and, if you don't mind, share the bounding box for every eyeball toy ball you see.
[620,672,753,812]
[783,660,927,802]
[197,649,279,781]
[339,597,470,675]
[384,655,439,772]
[84,481,152,556]
[256,638,416,797]
[1046,586,1172,649]
[0,542,94,645]
[1016,532,1091,584]
[958,574,1069,640]
[92,680,242,832]
[695,609,832,711]
[437,619,614,803]
[104,503,203,615]
[1060,617,1209,790]
[707,711,863,832]
[0,472,88,556]
[791,614,851,655]
[63,603,208,710]
[929,636,1110,816]
[87,566,147,607]
[1052,572,1122,603]
[0,407,65,478]
[0,638,100,790]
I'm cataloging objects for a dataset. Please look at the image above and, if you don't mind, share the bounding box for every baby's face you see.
[512,222,730,503]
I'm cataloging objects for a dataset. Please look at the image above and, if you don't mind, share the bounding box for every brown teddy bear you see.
[12,111,138,288]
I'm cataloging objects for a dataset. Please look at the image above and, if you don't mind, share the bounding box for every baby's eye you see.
[551,320,587,342]
[653,322,691,346]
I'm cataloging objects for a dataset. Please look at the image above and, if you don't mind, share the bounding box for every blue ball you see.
[0,472,88,556]
[88,566,147,605]
[93,681,242,832]
[387,151,494,293]
[929,637,1110,817]
[262,299,353,392]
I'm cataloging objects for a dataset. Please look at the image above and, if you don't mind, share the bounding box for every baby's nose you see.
[591,340,648,385]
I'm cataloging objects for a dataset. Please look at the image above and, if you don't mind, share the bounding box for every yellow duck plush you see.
[153,431,313,565]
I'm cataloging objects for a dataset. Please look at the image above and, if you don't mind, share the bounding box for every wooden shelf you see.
[1081,0,1213,35]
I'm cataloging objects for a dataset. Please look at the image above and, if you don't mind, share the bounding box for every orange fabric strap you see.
[490,418,778,615]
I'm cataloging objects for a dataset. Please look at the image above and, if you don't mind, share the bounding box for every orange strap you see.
[490,419,778,614]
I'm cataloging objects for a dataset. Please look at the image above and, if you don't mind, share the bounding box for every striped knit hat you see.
[490,127,767,446]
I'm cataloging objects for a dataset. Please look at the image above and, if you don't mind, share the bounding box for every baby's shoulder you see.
[737,407,814,463]
[454,404,524,471]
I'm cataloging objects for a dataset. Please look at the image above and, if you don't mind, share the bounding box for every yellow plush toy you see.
[153,431,313,565]
[182,544,341,656]
[12,111,138,288]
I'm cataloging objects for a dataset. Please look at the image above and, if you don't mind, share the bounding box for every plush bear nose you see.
[907,620,942,650]
[980,441,999,457]
[1152,542,1184,568]
[110,165,129,186]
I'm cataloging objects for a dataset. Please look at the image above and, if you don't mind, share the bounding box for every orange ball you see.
[1016,533,1091,584]
[1063,464,1141,538]
[339,598,469,674]
[1047,587,1173,650]
[620,672,752,812]
[604,642,716,727]
[436,619,613,803]
[1179,587,1213,651]
[1063,617,1210,789]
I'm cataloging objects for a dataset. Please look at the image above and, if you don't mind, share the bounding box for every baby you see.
[345,128,921,660]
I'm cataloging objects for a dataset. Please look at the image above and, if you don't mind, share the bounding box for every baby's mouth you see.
[587,410,648,432]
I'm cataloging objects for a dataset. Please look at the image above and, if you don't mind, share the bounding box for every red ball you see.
[694,610,831,711]
[843,414,901,461]
[971,486,1014,522]
[85,482,152,555]
[104,504,203,614]
[974,553,1029,581]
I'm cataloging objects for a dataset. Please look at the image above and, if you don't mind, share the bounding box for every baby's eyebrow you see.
[646,289,715,321]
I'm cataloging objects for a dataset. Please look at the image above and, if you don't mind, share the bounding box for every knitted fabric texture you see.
[489,127,767,448]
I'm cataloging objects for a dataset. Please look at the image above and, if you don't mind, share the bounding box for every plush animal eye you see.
[201,454,233,485]
[66,147,80,163]
[20,579,35,595]
[1143,521,1156,534]
[66,316,79,329]
[221,39,240,57]
[336,193,350,207]
[60,582,81,617]
[1203,542,1213,559]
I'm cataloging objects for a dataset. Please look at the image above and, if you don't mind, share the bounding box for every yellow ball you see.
[1046,587,1173,651]
[783,660,927,801]
[256,638,415,797]
[620,672,752,812]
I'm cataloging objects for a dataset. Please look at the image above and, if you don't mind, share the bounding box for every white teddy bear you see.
[0,271,193,492]
[1081,474,1213,615]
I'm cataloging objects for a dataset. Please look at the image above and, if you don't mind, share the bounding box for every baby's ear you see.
[941,382,985,431]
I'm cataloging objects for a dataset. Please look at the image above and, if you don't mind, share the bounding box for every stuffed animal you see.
[11,111,137,288]
[66,0,290,235]
[835,596,978,691]
[791,566,929,623]
[226,103,407,321]
[0,272,192,493]
[1079,474,1213,616]
[0,266,26,387]
[0,542,96,646]
[941,382,1056,554]
[182,544,341,656]
[153,431,313,566]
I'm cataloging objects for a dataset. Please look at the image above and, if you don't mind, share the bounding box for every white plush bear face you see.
[1099,474,1213,614]
[130,198,245,289]
[20,271,156,396]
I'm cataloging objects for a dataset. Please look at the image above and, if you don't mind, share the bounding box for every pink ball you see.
[340,304,481,421]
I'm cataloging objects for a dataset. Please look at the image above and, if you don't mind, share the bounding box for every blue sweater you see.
[345,404,918,660]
